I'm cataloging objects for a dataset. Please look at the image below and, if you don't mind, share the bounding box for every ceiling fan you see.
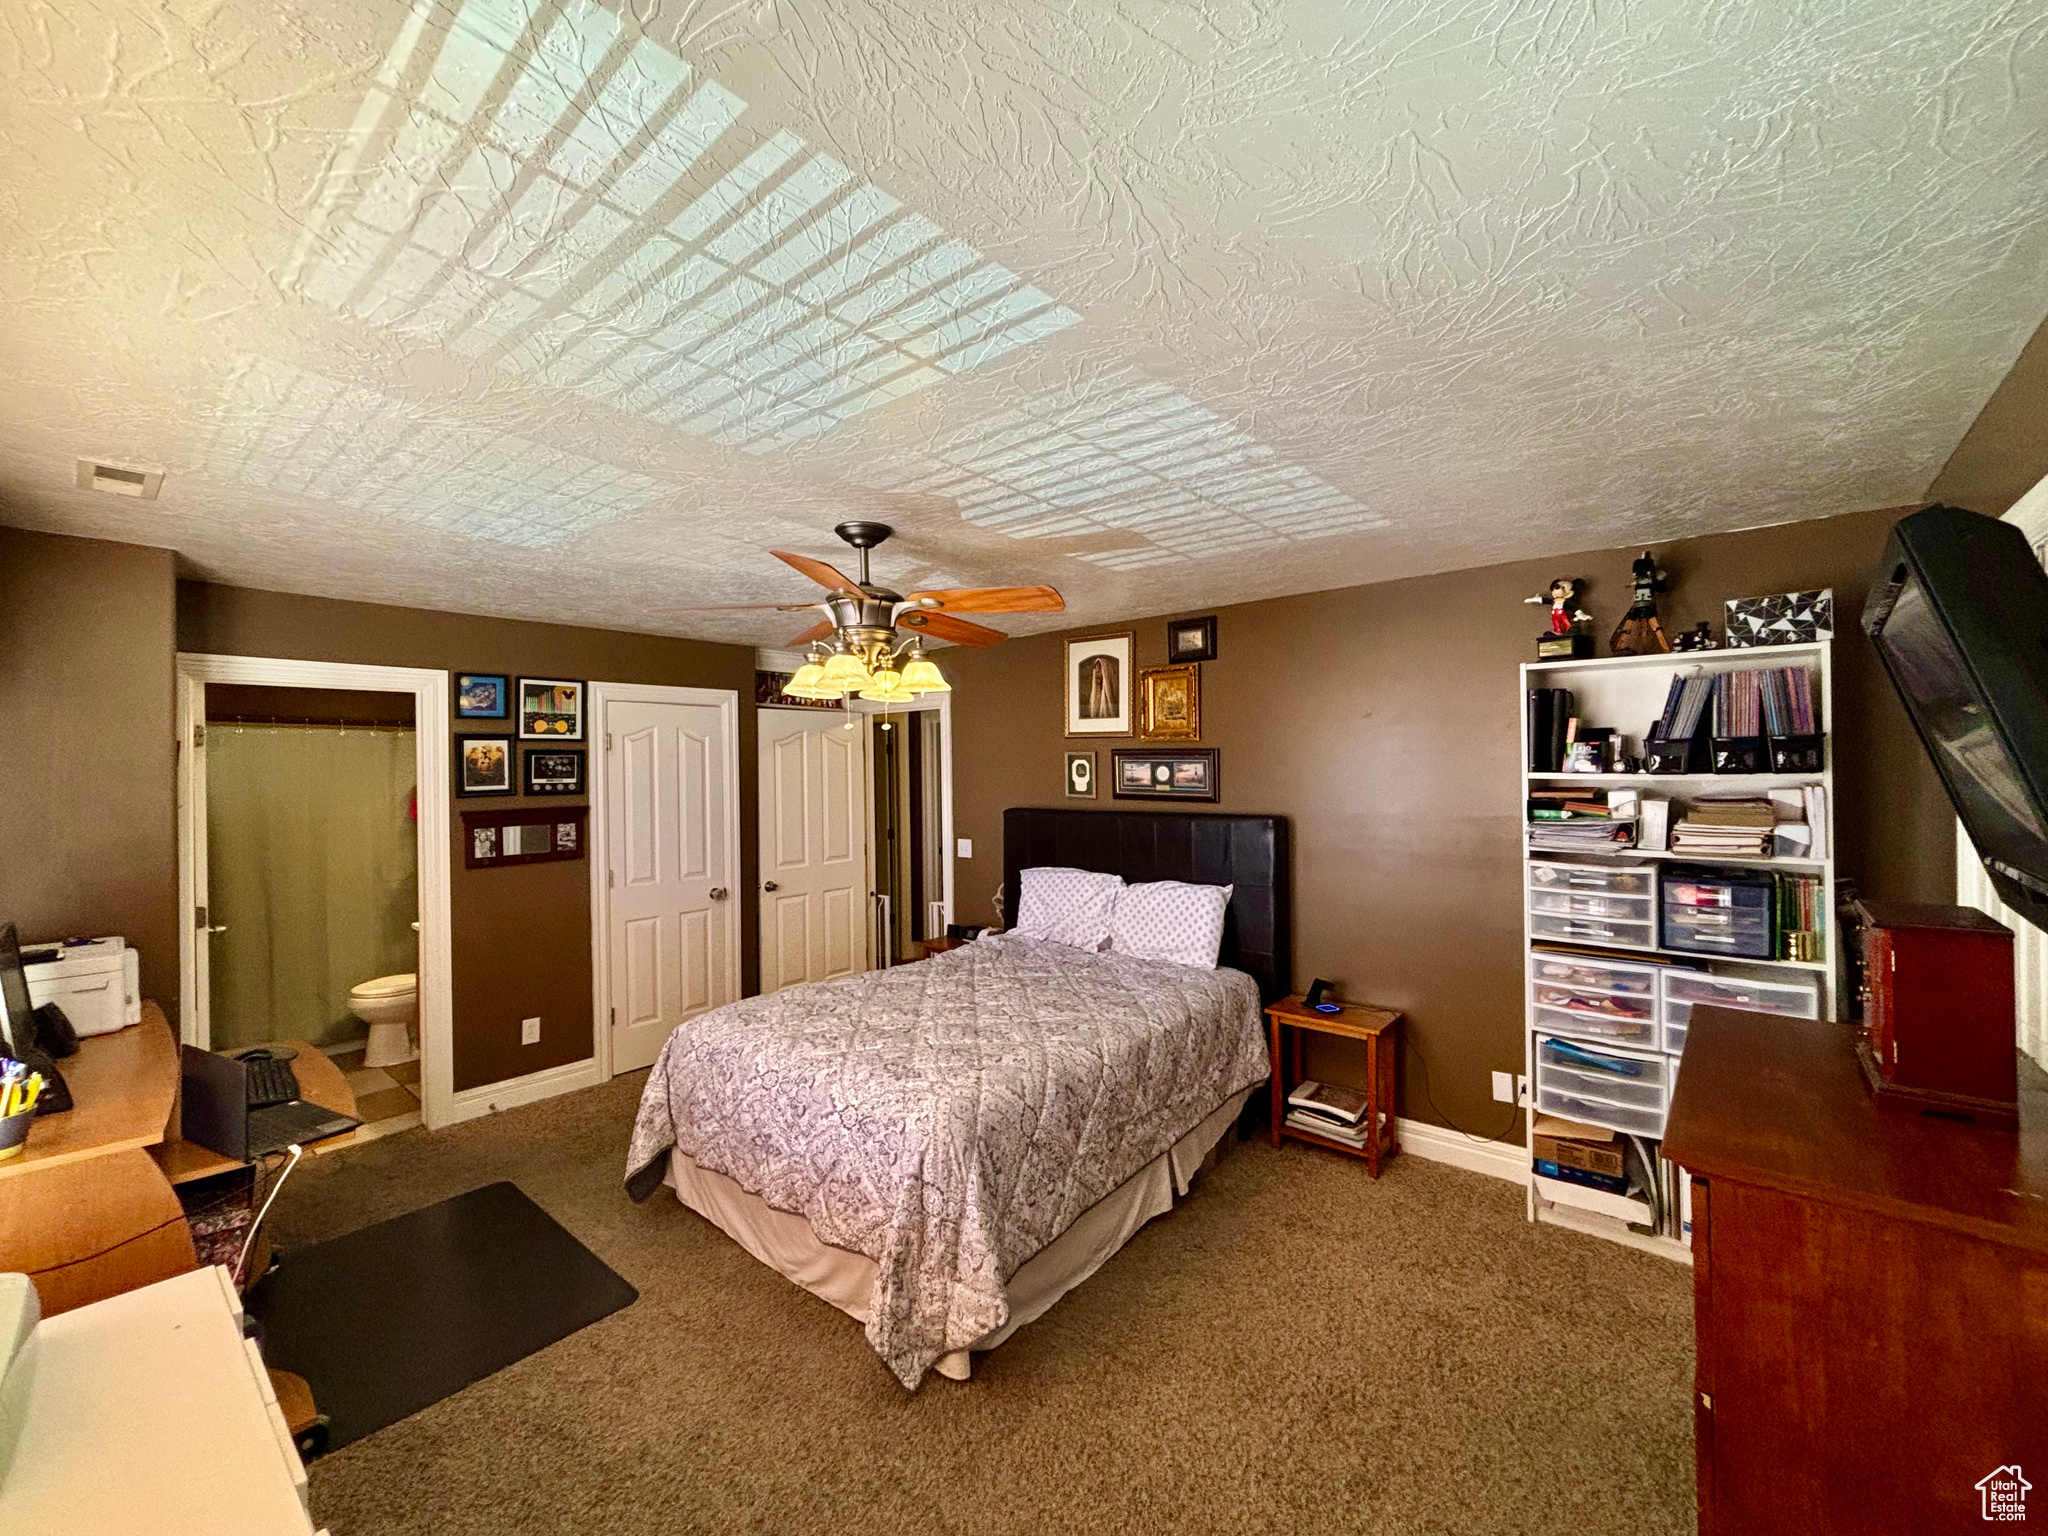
[679,521,1064,702]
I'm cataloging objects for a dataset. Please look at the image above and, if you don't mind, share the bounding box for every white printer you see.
[20,937,142,1037]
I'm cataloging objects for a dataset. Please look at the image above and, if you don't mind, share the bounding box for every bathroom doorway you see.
[177,655,455,1129]
[204,684,421,1135]
[854,692,954,966]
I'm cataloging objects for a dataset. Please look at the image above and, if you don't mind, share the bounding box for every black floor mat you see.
[246,1181,637,1451]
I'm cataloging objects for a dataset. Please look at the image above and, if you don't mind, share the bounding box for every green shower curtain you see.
[207,724,419,1050]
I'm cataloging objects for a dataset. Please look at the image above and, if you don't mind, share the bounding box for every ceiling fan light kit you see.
[710,521,1059,704]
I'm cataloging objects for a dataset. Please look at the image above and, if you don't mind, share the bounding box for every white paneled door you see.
[759,709,869,992]
[601,692,738,1074]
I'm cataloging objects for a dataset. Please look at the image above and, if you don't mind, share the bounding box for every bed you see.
[625,807,1291,1389]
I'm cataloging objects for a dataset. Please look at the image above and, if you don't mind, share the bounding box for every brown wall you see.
[946,505,1957,1140]
[178,582,758,1092]
[1928,313,2048,516]
[0,528,180,1017]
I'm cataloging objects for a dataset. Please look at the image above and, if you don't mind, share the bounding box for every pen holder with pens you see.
[0,1105,33,1161]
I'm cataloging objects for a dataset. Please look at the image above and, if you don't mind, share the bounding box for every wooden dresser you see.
[1662,1006,2048,1535]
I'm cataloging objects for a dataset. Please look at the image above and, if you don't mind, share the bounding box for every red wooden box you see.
[1855,900,2016,1127]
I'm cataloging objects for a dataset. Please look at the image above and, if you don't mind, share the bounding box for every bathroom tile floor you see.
[330,1045,423,1142]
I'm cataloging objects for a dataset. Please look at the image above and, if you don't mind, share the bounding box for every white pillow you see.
[1109,880,1233,969]
[1012,866,1123,950]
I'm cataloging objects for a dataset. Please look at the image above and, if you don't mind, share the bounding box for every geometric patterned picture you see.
[1724,588,1834,648]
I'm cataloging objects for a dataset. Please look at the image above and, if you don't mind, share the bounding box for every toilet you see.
[349,973,418,1068]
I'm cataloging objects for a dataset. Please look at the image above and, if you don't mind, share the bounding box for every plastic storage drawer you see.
[1528,863,1656,899]
[1528,952,1660,997]
[1660,869,1776,959]
[1529,911,1656,949]
[1535,1034,1671,1136]
[1528,890,1656,923]
[1531,993,1658,1050]
[1661,970,1821,1053]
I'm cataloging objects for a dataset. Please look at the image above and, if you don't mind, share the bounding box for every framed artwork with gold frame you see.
[1139,663,1201,741]
[1064,632,1134,737]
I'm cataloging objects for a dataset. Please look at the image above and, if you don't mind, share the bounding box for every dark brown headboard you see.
[1002,807,1292,1002]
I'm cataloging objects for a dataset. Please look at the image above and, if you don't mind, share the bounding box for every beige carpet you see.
[268,1073,1696,1536]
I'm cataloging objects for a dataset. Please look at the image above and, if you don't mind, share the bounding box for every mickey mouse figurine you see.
[1525,577,1594,657]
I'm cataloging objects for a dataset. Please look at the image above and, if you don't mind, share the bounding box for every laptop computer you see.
[181,1045,361,1160]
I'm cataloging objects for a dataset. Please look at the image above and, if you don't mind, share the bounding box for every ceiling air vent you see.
[76,458,164,500]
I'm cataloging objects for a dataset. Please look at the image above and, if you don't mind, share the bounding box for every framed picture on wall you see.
[455,735,514,796]
[1064,632,1134,737]
[524,747,585,796]
[517,677,585,740]
[1139,663,1200,742]
[1065,750,1097,799]
[1111,747,1219,802]
[1166,615,1217,662]
[454,672,509,719]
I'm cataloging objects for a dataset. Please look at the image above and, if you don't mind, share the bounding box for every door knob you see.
[207,925,229,934]
[763,881,780,892]
[709,887,728,900]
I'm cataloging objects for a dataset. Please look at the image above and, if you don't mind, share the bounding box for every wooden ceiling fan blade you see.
[772,549,860,591]
[902,585,1065,615]
[899,610,1006,647]
[786,619,836,647]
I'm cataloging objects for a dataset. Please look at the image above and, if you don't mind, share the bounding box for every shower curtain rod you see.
[208,717,416,731]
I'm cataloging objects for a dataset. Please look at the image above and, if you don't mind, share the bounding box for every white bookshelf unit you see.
[1517,640,1838,1262]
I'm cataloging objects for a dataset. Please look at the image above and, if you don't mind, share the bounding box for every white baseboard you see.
[444,1056,603,1126]
[1395,1116,1525,1183]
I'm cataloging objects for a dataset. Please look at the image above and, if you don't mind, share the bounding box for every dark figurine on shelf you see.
[1525,577,1594,659]
[1610,549,1672,656]
[1672,619,1721,653]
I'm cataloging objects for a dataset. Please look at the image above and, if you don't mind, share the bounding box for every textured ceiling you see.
[1,0,2044,645]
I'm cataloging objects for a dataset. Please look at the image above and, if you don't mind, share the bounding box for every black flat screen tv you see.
[1864,504,2048,932]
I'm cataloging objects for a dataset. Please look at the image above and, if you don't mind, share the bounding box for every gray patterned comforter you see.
[624,933,1268,1388]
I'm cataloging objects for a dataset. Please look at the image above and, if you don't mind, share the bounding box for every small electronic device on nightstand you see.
[1302,978,1341,1014]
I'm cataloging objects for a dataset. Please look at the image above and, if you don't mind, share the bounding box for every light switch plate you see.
[956,838,972,858]
[1491,1070,1515,1104]
[521,1016,541,1045]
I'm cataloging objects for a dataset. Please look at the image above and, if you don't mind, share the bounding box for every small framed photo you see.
[455,672,509,719]
[517,677,585,740]
[456,735,514,796]
[1111,747,1219,802]
[524,747,585,796]
[1166,615,1216,662]
[1065,632,1134,737]
[1139,663,1200,742]
[1065,750,1097,799]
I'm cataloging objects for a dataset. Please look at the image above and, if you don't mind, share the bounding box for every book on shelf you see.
[1286,1079,1370,1126]
[1533,1158,1630,1196]
[1286,1109,1372,1147]
[1527,687,1574,773]
[1670,796,1776,857]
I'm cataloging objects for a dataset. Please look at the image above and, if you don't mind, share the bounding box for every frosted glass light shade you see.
[820,652,872,691]
[783,661,833,699]
[859,668,916,703]
[900,657,950,693]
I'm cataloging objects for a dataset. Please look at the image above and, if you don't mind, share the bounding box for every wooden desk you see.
[0,1010,358,1315]
[1662,1006,2048,1535]
[1264,995,1401,1176]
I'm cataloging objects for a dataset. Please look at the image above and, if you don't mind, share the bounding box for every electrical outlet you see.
[521,1016,541,1046]
[1517,1074,1530,1106]
[956,838,973,858]
[1491,1070,1515,1104]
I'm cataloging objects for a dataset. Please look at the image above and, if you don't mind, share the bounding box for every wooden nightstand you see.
[1264,995,1401,1176]
[916,936,968,960]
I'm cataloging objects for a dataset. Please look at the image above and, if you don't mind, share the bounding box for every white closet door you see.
[605,696,734,1073]
[758,709,869,992]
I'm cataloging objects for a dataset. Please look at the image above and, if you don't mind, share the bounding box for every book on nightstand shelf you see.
[1286,1079,1370,1125]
